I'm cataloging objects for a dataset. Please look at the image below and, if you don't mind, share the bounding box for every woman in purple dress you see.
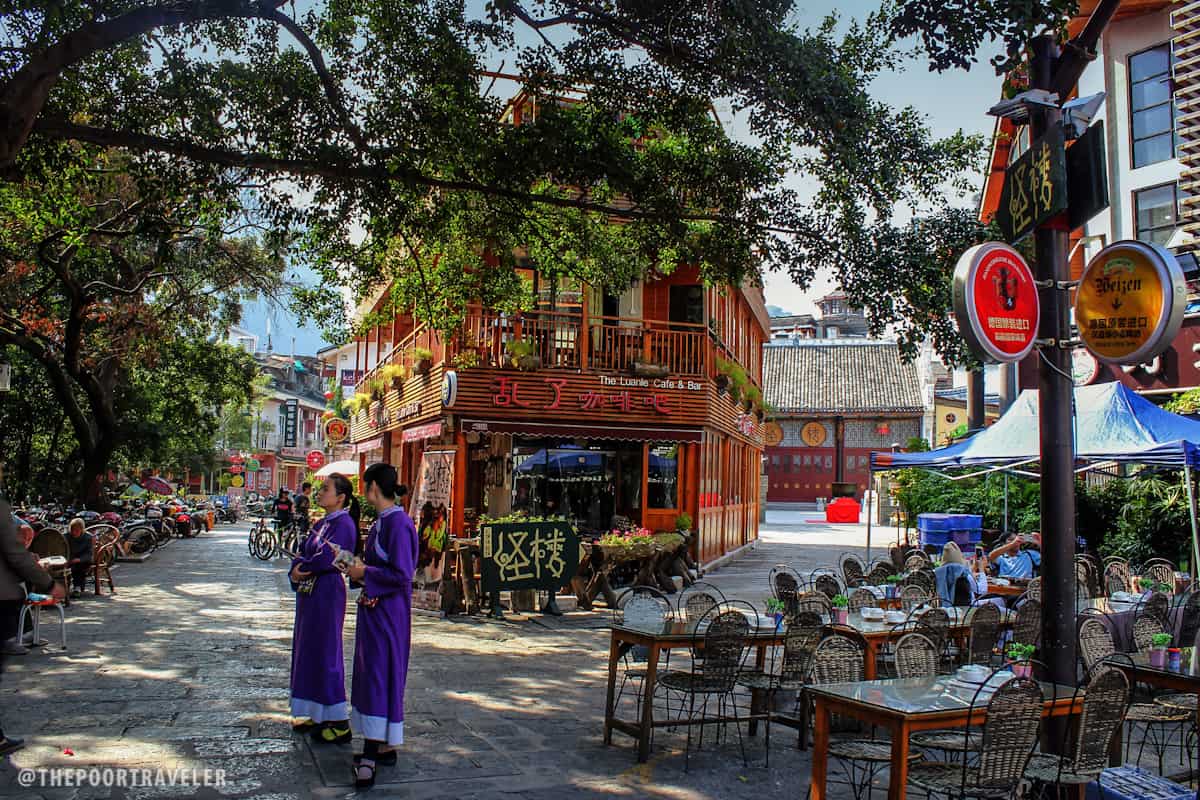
[340,462,417,789]
[288,473,359,744]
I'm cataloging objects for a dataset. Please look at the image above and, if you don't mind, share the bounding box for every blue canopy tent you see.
[867,382,1200,568]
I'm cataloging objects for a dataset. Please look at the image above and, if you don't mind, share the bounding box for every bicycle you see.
[248,518,301,561]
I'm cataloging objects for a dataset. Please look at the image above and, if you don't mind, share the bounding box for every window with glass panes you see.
[1135,183,1179,246]
[1130,43,1176,168]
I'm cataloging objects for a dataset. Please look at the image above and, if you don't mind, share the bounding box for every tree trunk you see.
[77,432,117,509]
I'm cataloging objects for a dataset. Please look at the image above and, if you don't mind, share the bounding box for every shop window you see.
[803,455,811,467]
[824,455,833,470]
[1135,182,1180,247]
[1130,43,1176,168]
[668,285,705,325]
[648,445,678,509]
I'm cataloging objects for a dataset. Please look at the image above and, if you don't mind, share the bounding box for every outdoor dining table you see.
[1105,652,1200,775]
[808,674,1082,800]
[1079,596,1191,650]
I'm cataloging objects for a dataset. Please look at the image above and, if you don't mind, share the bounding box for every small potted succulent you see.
[885,574,903,599]
[674,512,693,534]
[412,346,434,376]
[1149,632,1173,668]
[831,594,849,625]
[766,597,786,630]
[1006,642,1035,678]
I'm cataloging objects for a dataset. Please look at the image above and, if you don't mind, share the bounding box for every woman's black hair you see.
[327,473,361,528]
[362,462,404,501]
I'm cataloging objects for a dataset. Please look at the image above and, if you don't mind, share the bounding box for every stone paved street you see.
[0,517,885,799]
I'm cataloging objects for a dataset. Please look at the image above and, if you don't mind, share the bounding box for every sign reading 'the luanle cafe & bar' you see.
[1074,240,1186,364]
[952,242,1040,363]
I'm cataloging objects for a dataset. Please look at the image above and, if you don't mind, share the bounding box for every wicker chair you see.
[1132,613,1166,652]
[1176,590,1200,648]
[737,611,822,767]
[793,591,833,618]
[965,602,1002,666]
[28,527,71,605]
[813,572,842,600]
[678,582,725,633]
[1010,598,1041,651]
[904,551,932,572]
[1135,591,1170,630]
[1078,617,1117,671]
[914,607,951,656]
[768,565,802,613]
[87,524,120,595]
[866,561,894,585]
[1024,666,1129,791]
[1144,561,1175,590]
[899,585,929,611]
[848,588,877,613]
[657,608,750,771]
[1103,561,1132,597]
[815,633,922,799]
[894,632,939,679]
[612,586,672,717]
[908,675,1045,800]
[841,554,867,588]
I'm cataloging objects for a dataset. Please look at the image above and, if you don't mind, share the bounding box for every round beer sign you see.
[306,450,326,470]
[1075,240,1186,365]
[324,417,350,444]
[953,242,1039,363]
[230,475,244,488]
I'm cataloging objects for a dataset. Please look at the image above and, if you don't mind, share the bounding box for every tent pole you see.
[1003,472,1009,537]
[1185,464,1199,581]
[866,477,873,563]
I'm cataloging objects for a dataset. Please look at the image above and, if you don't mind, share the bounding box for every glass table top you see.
[807,673,1076,715]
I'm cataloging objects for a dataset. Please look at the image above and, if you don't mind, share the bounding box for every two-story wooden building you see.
[342,266,767,565]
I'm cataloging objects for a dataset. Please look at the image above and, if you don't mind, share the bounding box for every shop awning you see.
[403,421,444,443]
[461,418,702,442]
[353,436,385,454]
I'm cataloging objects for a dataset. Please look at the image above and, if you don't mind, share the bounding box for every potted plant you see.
[743,384,762,415]
[766,597,786,630]
[381,363,408,391]
[505,339,540,371]
[714,357,732,395]
[452,349,480,370]
[1006,642,1035,678]
[674,512,693,533]
[1150,632,1173,668]
[1138,577,1156,597]
[831,594,849,624]
[412,346,434,376]
[885,574,902,599]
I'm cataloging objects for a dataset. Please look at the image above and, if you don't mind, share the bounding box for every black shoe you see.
[291,719,318,733]
[0,737,25,757]
[311,723,352,745]
[353,758,376,790]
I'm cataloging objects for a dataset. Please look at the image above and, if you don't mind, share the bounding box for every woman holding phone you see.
[288,473,359,743]
[339,463,418,789]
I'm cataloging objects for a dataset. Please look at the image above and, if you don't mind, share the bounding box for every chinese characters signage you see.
[1075,240,1185,364]
[281,400,299,448]
[480,521,580,594]
[996,125,1067,243]
[952,242,1039,363]
[492,376,677,414]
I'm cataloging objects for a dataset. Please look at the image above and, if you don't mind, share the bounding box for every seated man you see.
[2,514,37,655]
[65,518,93,597]
[988,532,1042,580]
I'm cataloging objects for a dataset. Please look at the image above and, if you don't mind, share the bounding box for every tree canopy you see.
[0,0,1084,357]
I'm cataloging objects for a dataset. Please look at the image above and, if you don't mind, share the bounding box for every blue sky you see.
[241,0,1005,353]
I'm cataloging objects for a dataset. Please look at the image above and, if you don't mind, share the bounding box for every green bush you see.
[1100,472,1193,565]
[891,468,1040,533]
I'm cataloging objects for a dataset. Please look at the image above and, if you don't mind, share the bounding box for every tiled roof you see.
[763,340,924,415]
[936,387,1001,407]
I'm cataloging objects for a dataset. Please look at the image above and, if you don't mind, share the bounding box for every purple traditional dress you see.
[350,505,418,746]
[289,509,357,723]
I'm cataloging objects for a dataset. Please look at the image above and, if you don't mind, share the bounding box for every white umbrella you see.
[314,459,359,478]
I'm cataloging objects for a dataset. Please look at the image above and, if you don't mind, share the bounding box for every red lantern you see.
[323,390,333,400]
[876,423,890,435]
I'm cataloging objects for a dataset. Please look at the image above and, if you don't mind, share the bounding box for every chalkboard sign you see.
[480,521,580,594]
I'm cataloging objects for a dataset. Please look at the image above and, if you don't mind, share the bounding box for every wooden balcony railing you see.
[355,308,753,396]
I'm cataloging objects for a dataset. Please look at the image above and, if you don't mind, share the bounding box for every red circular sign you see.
[228,464,244,475]
[306,450,326,470]
[952,242,1040,363]
[229,454,244,465]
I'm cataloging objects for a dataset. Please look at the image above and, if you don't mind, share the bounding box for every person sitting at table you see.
[988,532,1042,580]
[934,542,987,606]
[65,517,93,598]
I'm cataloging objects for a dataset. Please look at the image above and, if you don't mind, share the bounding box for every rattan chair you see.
[737,611,822,767]
[1144,561,1175,590]
[914,606,951,657]
[1078,617,1117,671]
[678,582,725,633]
[848,588,877,613]
[894,632,939,679]
[1135,591,1170,631]
[866,561,894,585]
[899,585,929,611]
[657,608,750,772]
[965,602,1002,666]
[813,572,842,600]
[1025,576,1042,602]
[1176,590,1200,648]
[841,554,867,588]
[1132,613,1167,652]
[815,634,922,800]
[768,565,802,607]
[904,551,932,572]
[1025,665,1129,791]
[612,586,672,717]
[1103,561,1132,597]
[908,674,1045,800]
[1010,598,1041,651]
[793,591,833,618]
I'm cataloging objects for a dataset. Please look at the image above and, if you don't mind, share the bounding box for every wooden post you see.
[580,288,590,370]
[451,428,468,536]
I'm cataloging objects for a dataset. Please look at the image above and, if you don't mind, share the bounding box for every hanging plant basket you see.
[391,376,405,393]
[631,360,669,378]
[715,374,730,395]
[515,354,541,371]
[414,357,433,376]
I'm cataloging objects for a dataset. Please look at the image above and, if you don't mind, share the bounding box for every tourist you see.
[339,463,417,789]
[275,487,294,530]
[295,482,312,536]
[0,463,63,755]
[933,542,986,606]
[65,517,93,597]
[988,532,1042,580]
[289,474,359,744]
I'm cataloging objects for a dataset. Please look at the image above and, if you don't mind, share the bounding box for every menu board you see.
[410,450,454,516]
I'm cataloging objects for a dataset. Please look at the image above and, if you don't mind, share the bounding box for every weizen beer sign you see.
[1075,240,1185,365]
[952,242,1040,363]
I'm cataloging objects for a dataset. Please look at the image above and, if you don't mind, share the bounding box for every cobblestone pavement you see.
[0,517,876,800]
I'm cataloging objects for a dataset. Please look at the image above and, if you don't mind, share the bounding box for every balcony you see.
[354,307,755,397]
